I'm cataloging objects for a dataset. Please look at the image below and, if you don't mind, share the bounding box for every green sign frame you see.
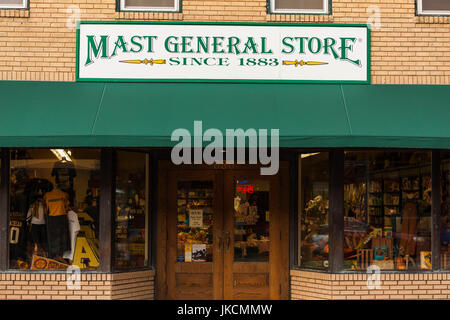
[76,20,371,84]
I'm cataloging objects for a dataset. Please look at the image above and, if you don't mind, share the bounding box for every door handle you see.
[225,231,231,251]
[217,234,222,252]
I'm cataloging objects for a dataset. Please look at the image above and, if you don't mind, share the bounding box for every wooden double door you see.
[156,162,289,300]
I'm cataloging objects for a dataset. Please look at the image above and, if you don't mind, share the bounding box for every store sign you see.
[77,22,370,83]
[237,180,254,194]
[188,209,204,228]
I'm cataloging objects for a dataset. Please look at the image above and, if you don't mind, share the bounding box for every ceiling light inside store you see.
[301,153,320,159]
[51,149,72,162]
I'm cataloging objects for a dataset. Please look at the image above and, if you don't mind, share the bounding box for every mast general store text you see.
[84,35,361,66]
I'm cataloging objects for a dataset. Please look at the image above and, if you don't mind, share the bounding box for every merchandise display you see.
[30,254,69,270]
[344,151,432,271]
[299,152,330,269]
[115,151,148,269]
[52,159,77,206]
[26,189,49,256]
[63,210,81,262]
[176,181,214,262]
[8,149,101,270]
[440,152,450,269]
[420,251,432,269]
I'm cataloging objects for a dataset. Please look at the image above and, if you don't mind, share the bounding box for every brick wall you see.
[4,268,450,300]
[111,270,155,300]
[0,0,450,84]
[290,270,333,300]
[0,269,155,300]
[291,270,450,300]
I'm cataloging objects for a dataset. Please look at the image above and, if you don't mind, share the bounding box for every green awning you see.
[0,80,449,148]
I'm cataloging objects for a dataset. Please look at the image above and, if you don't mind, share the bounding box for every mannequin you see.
[63,209,80,263]
[44,183,70,263]
[26,196,47,256]
[52,158,77,207]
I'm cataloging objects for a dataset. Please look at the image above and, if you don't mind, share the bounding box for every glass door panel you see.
[176,181,214,263]
[234,179,270,262]
[224,169,283,300]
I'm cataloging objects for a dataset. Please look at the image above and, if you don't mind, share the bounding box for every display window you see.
[441,151,450,269]
[9,149,100,271]
[298,152,329,270]
[114,150,149,269]
[344,151,432,271]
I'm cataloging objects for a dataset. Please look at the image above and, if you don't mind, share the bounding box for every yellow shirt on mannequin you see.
[44,189,69,216]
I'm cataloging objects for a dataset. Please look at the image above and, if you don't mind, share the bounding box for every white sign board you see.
[77,22,370,83]
[188,209,203,228]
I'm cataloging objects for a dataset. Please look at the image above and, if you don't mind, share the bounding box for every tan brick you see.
[427,290,441,294]
[374,295,390,300]
[13,290,29,295]
[389,295,405,299]
[0,0,448,83]
[432,285,448,290]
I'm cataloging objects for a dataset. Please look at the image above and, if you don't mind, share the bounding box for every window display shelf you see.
[344,151,433,270]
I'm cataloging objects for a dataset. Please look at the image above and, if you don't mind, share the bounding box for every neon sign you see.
[237,180,253,194]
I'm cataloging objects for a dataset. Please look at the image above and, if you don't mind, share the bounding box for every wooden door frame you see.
[156,161,289,300]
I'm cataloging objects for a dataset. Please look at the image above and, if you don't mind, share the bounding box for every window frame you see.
[296,151,333,271]
[269,0,330,15]
[119,0,180,12]
[417,0,450,16]
[3,148,104,272]
[292,148,445,274]
[0,0,27,9]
